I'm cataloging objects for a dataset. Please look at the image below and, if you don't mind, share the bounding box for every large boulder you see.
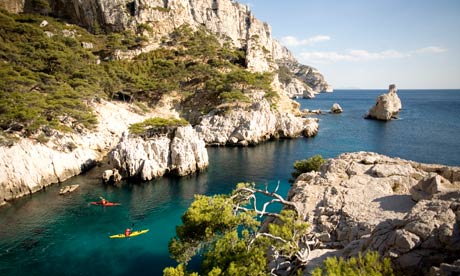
[109,125,208,181]
[365,84,402,121]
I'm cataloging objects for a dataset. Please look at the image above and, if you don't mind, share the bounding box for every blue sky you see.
[238,0,460,89]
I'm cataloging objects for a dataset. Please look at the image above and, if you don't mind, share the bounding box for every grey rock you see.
[410,173,460,201]
[81,42,94,49]
[195,98,318,146]
[0,100,159,205]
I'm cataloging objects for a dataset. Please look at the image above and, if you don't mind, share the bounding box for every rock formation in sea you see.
[286,151,460,275]
[365,84,402,120]
[330,103,343,113]
[109,126,208,180]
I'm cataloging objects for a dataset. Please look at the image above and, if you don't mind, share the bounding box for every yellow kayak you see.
[109,229,149,239]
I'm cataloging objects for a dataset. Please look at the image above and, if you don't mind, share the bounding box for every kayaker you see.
[125,228,132,237]
[100,196,107,205]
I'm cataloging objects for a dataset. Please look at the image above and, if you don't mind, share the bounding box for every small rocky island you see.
[365,84,402,120]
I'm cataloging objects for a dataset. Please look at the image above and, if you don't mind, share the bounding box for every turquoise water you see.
[1,90,459,275]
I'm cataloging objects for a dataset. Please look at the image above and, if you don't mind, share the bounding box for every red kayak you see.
[90,202,121,206]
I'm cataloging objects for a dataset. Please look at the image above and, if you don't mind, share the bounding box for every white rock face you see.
[285,151,460,276]
[278,59,330,93]
[194,98,318,146]
[282,78,316,99]
[0,100,161,205]
[109,126,208,180]
[365,84,402,120]
[27,0,328,91]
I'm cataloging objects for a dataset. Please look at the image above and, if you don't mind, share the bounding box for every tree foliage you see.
[165,183,311,275]
[129,117,189,135]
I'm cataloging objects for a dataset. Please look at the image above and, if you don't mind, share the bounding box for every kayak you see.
[109,229,149,239]
[90,202,121,206]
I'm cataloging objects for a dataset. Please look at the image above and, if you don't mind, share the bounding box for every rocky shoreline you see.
[0,97,318,205]
[287,152,460,275]
[195,97,318,146]
[0,100,155,205]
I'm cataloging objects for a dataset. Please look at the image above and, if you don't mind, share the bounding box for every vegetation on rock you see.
[0,9,276,142]
[311,251,395,276]
[129,117,189,135]
[291,155,326,181]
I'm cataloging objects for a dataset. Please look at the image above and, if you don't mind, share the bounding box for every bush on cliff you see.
[290,155,326,181]
[129,117,189,135]
[311,251,395,276]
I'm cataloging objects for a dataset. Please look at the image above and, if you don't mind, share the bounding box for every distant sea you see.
[1,89,459,275]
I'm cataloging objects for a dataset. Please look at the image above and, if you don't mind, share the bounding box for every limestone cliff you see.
[1,0,330,94]
[194,94,319,146]
[109,126,208,180]
[0,100,162,206]
[277,59,332,97]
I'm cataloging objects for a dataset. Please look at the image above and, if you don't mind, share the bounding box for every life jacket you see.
[125,228,131,236]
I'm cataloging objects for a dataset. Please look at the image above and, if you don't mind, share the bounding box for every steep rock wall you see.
[109,126,208,180]
[194,97,319,146]
[0,100,157,206]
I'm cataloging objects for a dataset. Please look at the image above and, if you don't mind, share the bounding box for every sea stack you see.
[365,84,402,121]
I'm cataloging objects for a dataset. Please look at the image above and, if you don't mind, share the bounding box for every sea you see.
[1,89,459,275]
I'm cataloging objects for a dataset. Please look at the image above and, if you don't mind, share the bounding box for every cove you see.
[1,89,459,275]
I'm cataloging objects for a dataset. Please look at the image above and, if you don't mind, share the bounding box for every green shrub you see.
[311,251,395,276]
[291,155,326,180]
[129,117,189,135]
[220,90,250,103]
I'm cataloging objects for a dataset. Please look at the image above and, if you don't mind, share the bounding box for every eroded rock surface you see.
[109,126,208,180]
[365,84,402,121]
[195,98,318,146]
[287,151,460,275]
[0,100,155,205]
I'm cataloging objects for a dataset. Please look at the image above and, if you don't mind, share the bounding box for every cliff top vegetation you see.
[0,9,276,145]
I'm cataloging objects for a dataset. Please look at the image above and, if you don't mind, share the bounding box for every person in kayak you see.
[125,228,132,237]
[99,196,108,205]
